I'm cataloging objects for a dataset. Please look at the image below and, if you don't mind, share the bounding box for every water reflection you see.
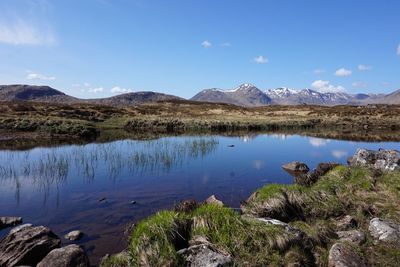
[0,137,219,204]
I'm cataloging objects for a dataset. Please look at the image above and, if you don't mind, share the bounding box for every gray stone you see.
[335,215,358,231]
[204,195,224,206]
[369,217,400,247]
[0,216,22,230]
[37,244,90,267]
[328,243,366,267]
[282,161,310,174]
[348,149,400,171]
[0,225,60,266]
[65,230,84,241]
[178,237,232,267]
[336,230,366,245]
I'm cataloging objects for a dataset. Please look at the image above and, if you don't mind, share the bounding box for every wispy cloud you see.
[335,68,352,77]
[311,80,345,93]
[88,87,104,93]
[201,40,212,48]
[26,72,55,81]
[254,55,268,64]
[111,86,133,94]
[358,64,372,71]
[220,42,231,47]
[313,69,325,75]
[352,82,367,88]
[397,44,400,56]
[0,19,55,45]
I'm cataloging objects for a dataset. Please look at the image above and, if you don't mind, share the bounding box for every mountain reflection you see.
[0,137,219,204]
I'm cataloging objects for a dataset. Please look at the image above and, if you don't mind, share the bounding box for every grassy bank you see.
[101,166,400,267]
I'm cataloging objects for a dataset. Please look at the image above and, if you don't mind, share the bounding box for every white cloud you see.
[110,86,133,94]
[309,137,330,147]
[397,44,400,56]
[88,87,104,93]
[201,40,212,48]
[332,150,348,159]
[335,68,352,77]
[313,69,325,75]
[0,19,55,45]
[311,80,345,93]
[254,55,268,64]
[26,72,55,81]
[352,82,367,88]
[358,64,372,71]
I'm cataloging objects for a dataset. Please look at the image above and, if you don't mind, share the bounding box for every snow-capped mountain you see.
[191,83,272,107]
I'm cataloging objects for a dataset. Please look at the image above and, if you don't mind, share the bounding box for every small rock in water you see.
[0,216,23,230]
[130,200,137,205]
[98,197,106,202]
[65,230,84,241]
[37,244,90,267]
[282,161,310,173]
[227,145,235,147]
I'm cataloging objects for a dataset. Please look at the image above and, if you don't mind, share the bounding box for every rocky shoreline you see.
[1,148,399,266]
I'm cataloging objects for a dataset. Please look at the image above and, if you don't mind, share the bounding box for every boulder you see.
[294,162,341,186]
[178,236,232,267]
[369,217,400,247]
[314,162,341,177]
[9,223,33,235]
[328,243,366,267]
[174,199,199,213]
[0,225,61,266]
[65,230,84,241]
[282,161,309,174]
[204,195,224,206]
[348,149,399,171]
[0,216,22,230]
[336,230,366,245]
[37,245,90,267]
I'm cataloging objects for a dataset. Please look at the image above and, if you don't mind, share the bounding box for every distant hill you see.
[191,83,272,107]
[0,85,182,107]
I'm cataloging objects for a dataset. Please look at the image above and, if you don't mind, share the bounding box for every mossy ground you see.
[102,166,400,267]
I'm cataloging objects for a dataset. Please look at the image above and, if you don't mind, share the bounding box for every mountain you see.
[191,83,272,107]
[0,85,182,106]
[0,84,78,103]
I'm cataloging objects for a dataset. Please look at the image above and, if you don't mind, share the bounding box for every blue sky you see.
[0,0,399,98]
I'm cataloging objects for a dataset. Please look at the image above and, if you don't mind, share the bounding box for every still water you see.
[0,134,399,264]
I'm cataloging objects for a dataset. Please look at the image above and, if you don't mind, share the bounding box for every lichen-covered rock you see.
[0,216,22,230]
[282,161,310,173]
[64,230,84,241]
[328,243,366,267]
[178,236,232,267]
[37,245,90,267]
[334,215,358,231]
[369,217,400,247]
[0,225,61,266]
[348,149,399,171]
[336,230,366,245]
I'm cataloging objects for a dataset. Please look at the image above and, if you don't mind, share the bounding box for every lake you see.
[0,133,399,264]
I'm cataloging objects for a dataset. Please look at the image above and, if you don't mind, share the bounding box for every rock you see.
[175,199,198,213]
[0,225,61,266]
[37,244,90,267]
[0,216,22,230]
[294,162,341,186]
[282,161,309,174]
[314,162,341,176]
[348,148,400,171]
[204,195,224,206]
[9,223,33,235]
[227,145,235,147]
[130,200,137,205]
[178,236,232,267]
[369,217,400,247]
[336,230,366,245]
[98,197,106,202]
[334,215,358,231]
[65,230,84,241]
[328,243,366,267]
[251,217,303,238]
